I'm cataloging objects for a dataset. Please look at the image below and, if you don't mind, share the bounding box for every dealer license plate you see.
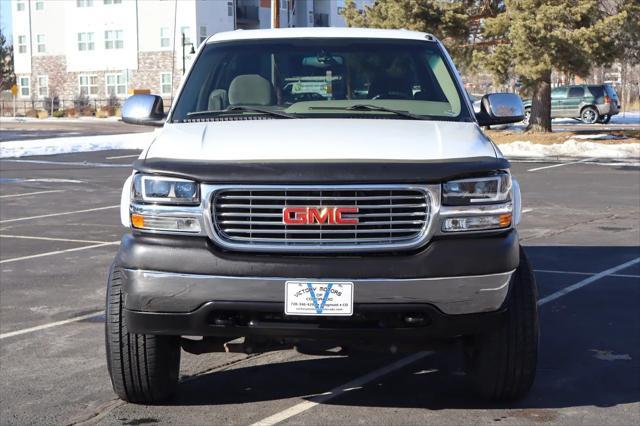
[285,281,354,316]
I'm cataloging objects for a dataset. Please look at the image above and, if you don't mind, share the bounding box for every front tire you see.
[580,106,599,124]
[105,265,181,404]
[465,246,539,401]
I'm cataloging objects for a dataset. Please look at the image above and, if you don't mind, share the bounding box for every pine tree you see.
[481,0,627,132]
[341,0,504,70]
[0,29,15,91]
[342,0,631,133]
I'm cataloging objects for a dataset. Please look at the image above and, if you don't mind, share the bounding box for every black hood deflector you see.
[133,157,510,184]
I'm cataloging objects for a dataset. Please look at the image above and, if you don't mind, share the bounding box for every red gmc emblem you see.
[282,207,359,225]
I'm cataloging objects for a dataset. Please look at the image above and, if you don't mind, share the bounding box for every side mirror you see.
[476,93,524,126]
[121,94,166,126]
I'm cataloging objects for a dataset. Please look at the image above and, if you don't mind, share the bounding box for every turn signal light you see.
[130,213,201,233]
[499,213,512,227]
[442,213,512,232]
[131,213,145,228]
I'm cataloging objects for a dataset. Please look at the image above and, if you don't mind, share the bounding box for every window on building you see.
[19,77,30,97]
[104,0,122,4]
[35,0,44,11]
[17,35,27,54]
[160,72,172,95]
[160,27,170,48]
[16,1,25,11]
[36,34,46,53]
[199,26,207,43]
[79,75,98,96]
[280,0,288,10]
[106,73,126,96]
[227,1,233,16]
[38,75,48,97]
[105,30,124,49]
[77,32,95,51]
[76,0,94,7]
[180,26,191,44]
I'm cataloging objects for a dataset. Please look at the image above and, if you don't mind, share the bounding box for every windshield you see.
[170,38,471,122]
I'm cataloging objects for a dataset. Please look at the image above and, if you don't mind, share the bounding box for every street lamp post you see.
[181,32,195,75]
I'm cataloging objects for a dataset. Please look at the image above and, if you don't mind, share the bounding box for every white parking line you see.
[0,190,65,199]
[250,351,432,426]
[0,178,85,184]
[105,154,140,160]
[0,311,103,340]
[0,205,119,224]
[0,234,115,244]
[534,268,640,279]
[0,241,119,264]
[0,159,131,168]
[528,158,593,172]
[250,256,640,426]
[537,257,640,306]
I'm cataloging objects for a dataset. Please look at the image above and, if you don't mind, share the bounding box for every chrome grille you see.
[210,186,433,252]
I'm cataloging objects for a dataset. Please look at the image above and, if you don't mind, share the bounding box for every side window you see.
[551,87,568,99]
[567,87,584,98]
[587,85,604,102]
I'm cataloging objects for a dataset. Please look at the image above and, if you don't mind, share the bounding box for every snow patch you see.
[570,134,625,140]
[499,139,640,159]
[0,132,156,158]
[552,111,639,125]
[3,116,121,123]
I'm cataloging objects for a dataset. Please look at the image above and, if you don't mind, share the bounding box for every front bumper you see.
[117,230,519,339]
[122,268,513,316]
[125,301,508,342]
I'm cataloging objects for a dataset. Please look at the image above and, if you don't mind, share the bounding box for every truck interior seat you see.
[228,74,274,106]
[208,89,228,110]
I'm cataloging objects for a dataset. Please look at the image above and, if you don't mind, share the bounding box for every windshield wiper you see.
[309,104,428,120]
[186,106,296,119]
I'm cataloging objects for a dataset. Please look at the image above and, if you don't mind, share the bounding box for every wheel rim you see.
[582,109,596,123]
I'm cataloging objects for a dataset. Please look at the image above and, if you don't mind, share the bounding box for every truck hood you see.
[145,119,497,161]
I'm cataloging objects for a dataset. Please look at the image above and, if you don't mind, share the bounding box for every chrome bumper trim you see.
[122,269,514,315]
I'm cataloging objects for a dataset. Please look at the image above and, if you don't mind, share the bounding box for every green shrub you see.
[52,109,65,118]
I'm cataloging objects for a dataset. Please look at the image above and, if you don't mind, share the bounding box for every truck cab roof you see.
[206,27,438,44]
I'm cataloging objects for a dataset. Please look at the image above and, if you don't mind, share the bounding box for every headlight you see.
[442,211,512,232]
[132,174,200,205]
[442,171,511,206]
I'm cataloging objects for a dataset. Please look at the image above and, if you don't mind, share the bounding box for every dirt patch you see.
[487,129,640,145]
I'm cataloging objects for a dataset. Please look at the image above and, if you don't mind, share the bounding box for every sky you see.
[1,0,12,42]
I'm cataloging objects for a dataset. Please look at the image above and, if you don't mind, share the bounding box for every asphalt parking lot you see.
[0,150,638,425]
[0,120,154,141]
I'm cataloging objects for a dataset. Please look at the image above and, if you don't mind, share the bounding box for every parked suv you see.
[523,84,620,124]
[109,28,538,404]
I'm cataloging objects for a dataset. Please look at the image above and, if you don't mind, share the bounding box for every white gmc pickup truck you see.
[107,28,538,404]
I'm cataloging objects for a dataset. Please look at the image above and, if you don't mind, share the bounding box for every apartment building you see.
[236,0,371,29]
[12,0,371,104]
[12,0,235,103]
